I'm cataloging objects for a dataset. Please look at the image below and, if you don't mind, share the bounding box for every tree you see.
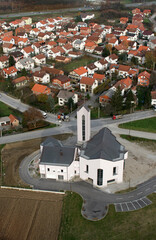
[37,94,48,103]
[110,87,123,113]
[137,86,151,109]
[106,44,112,55]
[119,53,127,62]
[67,97,74,112]
[47,95,55,112]
[145,50,156,70]
[9,56,15,67]
[22,107,44,129]
[125,89,134,112]
[102,47,110,57]
[131,56,138,66]
[149,71,156,89]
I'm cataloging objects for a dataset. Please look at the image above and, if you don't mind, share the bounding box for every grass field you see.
[0,133,72,187]
[120,134,156,152]
[0,101,22,118]
[48,55,96,74]
[0,188,63,240]
[119,117,156,133]
[59,192,156,240]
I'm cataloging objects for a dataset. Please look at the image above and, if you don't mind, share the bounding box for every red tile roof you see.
[74,67,88,76]
[80,77,95,86]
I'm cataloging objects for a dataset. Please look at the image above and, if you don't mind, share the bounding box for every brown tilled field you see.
[0,188,63,240]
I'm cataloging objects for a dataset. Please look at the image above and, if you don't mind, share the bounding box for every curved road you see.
[20,150,156,220]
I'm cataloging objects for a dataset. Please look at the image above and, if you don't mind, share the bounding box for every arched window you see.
[97,169,103,186]
[82,114,85,141]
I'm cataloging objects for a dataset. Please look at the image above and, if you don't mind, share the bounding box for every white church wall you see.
[80,156,124,187]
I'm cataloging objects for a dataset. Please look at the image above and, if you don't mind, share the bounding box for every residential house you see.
[69,67,88,81]
[12,76,29,88]
[87,63,98,76]
[3,43,16,54]
[10,51,24,62]
[55,56,71,63]
[17,38,30,48]
[94,58,108,71]
[0,56,9,69]
[47,47,61,59]
[151,91,156,106]
[80,76,98,93]
[68,51,82,59]
[85,41,97,53]
[62,44,73,54]
[93,73,105,84]
[120,17,129,25]
[94,46,103,55]
[81,13,95,22]
[22,17,32,25]
[105,54,118,64]
[21,46,34,58]
[137,71,151,86]
[33,54,46,66]
[33,71,50,84]
[118,65,131,78]
[42,67,64,78]
[15,57,34,71]
[3,66,18,78]
[9,114,19,127]
[57,90,78,106]
[52,75,71,89]
[32,83,51,95]
[0,117,11,127]
[114,77,132,95]
[99,88,116,105]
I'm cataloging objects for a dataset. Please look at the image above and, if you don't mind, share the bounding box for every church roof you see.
[40,145,76,166]
[81,127,126,161]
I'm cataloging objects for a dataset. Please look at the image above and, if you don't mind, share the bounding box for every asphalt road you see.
[0,6,99,19]
[19,151,156,220]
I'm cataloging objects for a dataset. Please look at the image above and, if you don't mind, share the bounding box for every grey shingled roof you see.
[40,145,76,166]
[40,137,62,148]
[81,127,125,161]
[57,90,74,99]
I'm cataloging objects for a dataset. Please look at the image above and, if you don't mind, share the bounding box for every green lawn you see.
[59,192,156,240]
[119,117,156,133]
[0,101,22,118]
[48,55,96,74]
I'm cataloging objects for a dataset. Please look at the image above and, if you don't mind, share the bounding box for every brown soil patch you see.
[0,188,63,240]
[1,133,72,187]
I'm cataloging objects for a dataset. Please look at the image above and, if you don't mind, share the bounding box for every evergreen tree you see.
[9,56,15,67]
[125,89,134,111]
[110,87,123,113]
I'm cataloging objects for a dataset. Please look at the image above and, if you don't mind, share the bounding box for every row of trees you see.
[110,86,151,114]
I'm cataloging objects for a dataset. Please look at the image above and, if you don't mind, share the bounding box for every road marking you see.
[135,200,142,208]
[125,202,129,211]
[120,203,123,212]
[131,201,136,210]
[128,195,133,198]
[116,197,123,200]
[137,192,143,195]
[145,188,150,191]
[141,198,148,206]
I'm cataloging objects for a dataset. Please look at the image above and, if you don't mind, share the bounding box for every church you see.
[39,106,128,187]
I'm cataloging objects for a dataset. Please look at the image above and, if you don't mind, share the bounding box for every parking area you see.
[115,197,152,212]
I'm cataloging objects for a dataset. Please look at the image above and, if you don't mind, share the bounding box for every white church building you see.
[39,106,128,187]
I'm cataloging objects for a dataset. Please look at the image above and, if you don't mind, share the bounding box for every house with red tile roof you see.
[30,28,40,37]
[105,54,118,64]
[99,88,115,105]
[80,76,98,93]
[94,58,108,71]
[120,17,128,25]
[47,47,61,59]
[0,56,9,69]
[55,56,71,63]
[118,65,131,78]
[85,41,97,53]
[33,71,50,84]
[93,73,105,84]
[114,77,132,95]
[62,44,73,54]
[42,67,64,78]
[69,67,88,81]
[132,8,141,16]
[17,37,30,48]
[21,46,34,58]
[137,71,151,86]
[68,51,82,58]
[2,36,15,45]
[9,114,19,127]
[2,43,16,54]
[52,75,71,89]
[12,76,29,88]
[22,17,32,25]
[3,66,18,78]
[32,83,51,95]
[33,54,46,66]
[143,9,151,17]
